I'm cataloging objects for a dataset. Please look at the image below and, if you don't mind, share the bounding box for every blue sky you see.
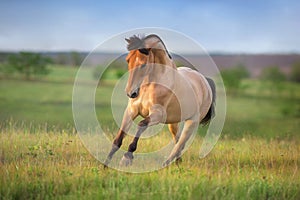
[0,0,299,53]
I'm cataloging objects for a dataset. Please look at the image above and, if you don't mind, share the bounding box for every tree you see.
[57,54,68,65]
[0,64,3,79]
[261,66,286,82]
[260,66,286,96]
[290,62,300,83]
[93,59,127,81]
[71,51,83,67]
[7,52,52,80]
[221,64,249,94]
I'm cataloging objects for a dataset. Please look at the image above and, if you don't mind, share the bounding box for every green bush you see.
[221,64,250,94]
[70,51,83,67]
[93,65,105,80]
[260,66,286,96]
[0,64,3,79]
[93,60,127,81]
[290,62,300,82]
[280,102,300,117]
[115,69,126,78]
[261,66,286,82]
[6,52,52,80]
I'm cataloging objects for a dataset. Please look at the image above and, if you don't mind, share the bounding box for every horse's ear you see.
[139,48,150,55]
[125,38,130,43]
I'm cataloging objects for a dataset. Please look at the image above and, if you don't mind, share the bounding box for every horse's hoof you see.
[119,153,133,167]
[175,157,182,165]
[103,159,111,169]
[103,162,110,169]
[162,160,171,167]
[119,155,133,166]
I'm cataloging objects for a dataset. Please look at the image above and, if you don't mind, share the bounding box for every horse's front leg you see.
[163,118,199,167]
[119,107,164,166]
[104,107,137,167]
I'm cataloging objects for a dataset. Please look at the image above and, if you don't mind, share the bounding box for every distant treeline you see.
[0,51,87,67]
[1,51,300,79]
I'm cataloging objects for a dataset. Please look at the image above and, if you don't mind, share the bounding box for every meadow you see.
[0,66,299,199]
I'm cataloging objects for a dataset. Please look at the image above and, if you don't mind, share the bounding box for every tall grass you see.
[0,126,299,199]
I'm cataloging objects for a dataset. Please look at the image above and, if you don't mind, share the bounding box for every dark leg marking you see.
[120,117,150,166]
[127,117,149,154]
[104,130,126,168]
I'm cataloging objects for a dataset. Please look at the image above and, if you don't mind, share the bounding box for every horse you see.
[104,34,216,167]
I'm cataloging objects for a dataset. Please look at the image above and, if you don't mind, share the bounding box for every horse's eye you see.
[139,48,149,55]
[141,64,146,68]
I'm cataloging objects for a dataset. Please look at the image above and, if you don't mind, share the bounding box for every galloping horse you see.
[104,34,216,167]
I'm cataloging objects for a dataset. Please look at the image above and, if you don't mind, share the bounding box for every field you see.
[0,66,299,199]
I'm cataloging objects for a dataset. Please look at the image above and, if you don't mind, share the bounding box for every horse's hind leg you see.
[168,123,182,164]
[168,123,179,143]
[164,119,198,167]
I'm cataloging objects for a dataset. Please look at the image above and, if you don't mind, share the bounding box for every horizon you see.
[1,50,300,56]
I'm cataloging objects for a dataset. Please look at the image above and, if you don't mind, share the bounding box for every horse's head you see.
[125,34,173,98]
[125,48,149,98]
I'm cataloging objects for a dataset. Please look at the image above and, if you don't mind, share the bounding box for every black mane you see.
[126,35,145,51]
[126,34,172,59]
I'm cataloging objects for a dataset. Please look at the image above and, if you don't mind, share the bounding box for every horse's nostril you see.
[130,92,138,98]
[127,89,139,99]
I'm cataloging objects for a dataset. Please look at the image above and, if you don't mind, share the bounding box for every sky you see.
[0,0,299,53]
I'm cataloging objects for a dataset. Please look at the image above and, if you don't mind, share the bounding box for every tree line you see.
[0,51,300,84]
[0,51,84,80]
[221,63,300,93]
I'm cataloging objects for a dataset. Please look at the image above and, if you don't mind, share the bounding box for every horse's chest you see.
[130,97,151,118]
[138,100,150,118]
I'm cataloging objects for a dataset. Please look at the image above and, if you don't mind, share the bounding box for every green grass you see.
[1,128,299,199]
[0,66,300,199]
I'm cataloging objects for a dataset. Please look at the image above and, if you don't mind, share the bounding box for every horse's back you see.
[177,67,210,94]
[177,67,213,122]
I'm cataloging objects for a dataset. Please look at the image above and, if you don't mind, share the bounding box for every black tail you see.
[200,77,216,126]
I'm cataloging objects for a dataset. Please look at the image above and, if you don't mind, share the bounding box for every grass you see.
[0,66,300,199]
[1,127,299,199]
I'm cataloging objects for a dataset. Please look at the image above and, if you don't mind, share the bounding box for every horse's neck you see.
[146,60,177,88]
[143,50,177,87]
[154,51,175,68]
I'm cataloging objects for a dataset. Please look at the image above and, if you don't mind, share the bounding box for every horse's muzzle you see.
[127,87,140,98]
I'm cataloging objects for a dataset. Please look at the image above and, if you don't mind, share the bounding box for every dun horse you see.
[105,34,216,167]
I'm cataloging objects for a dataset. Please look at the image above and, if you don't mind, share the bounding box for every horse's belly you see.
[164,94,196,123]
[165,106,182,123]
